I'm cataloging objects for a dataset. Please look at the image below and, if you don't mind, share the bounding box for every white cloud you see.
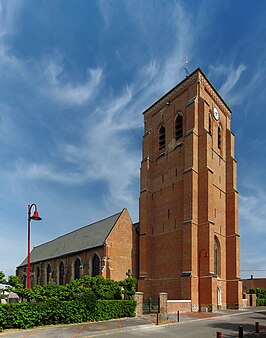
[239,184,266,278]
[219,64,247,98]
[43,57,103,106]
[0,2,195,223]
[0,0,23,36]
[239,184,266,235]
[208,63,247,105]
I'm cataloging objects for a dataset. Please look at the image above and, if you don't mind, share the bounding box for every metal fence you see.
[143,298,159,313]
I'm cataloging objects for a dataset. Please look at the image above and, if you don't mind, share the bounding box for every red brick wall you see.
[106,208,136,280]
[139,69,242,310]
[17,208,137,285]
[242,278,266,292]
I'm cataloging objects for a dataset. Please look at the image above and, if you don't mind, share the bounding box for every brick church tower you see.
[138,68,242,311]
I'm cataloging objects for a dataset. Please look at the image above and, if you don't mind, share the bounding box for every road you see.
[0,307,265,337]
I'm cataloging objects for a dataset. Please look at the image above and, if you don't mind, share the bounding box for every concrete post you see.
[133,292,143,316]
[250,294,257,307]
[159,292,168,314]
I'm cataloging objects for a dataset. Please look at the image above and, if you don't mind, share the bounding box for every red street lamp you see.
[27,203,42,289]
[198,248,208,312]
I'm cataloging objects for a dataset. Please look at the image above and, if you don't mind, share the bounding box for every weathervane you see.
[184,56,189,77]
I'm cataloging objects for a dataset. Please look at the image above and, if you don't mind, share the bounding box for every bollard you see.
[156,312,159,325]
[177,310,180,322]
[239,326,243,338]
[255,321,260,333]
[216,332,222,338]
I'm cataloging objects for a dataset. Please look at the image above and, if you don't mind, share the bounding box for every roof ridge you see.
[32,210,123,250]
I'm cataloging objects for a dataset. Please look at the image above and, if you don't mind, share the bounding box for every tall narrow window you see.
[92,254,100,277]
[209,115,212,135]
[36,266,40,285]
[74,258,81,280]
[175,113,183,140]
[23,275,26,288]
[47,264,51,284]
[159,125,165,150]
[59,261,64,285]
[214,237,219,276]
[218,125,222,150]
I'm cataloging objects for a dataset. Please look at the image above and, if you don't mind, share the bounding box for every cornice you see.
[198,73,231,118]
[144,71,199,117]
[143,68,232,119]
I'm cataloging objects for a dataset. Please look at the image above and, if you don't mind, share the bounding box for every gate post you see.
[133,292,143,316]
[159,292,168,314]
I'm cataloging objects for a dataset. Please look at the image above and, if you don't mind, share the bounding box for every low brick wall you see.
[167,300,192,313]
[242,293,257,307]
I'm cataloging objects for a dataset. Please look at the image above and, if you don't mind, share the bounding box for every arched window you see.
[59,261,64,285]
[47,264,51,284]
[175,114,183,140]
[22,275,26,288]
[214,237,220,276]
[92,254,100,277]
[218,125,222,150]
[74,258,81,280]
[36,266,40,285]
[217,286,222,306]
[159,125,165,150]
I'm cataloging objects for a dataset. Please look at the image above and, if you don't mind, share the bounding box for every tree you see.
[7,276,20,288]
[0,271,5,284]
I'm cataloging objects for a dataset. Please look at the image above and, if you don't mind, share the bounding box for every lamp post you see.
[198,248,208,312]
[27,203,42,289]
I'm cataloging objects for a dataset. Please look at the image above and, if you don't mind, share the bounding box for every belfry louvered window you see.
[218,125,222,150]
[209,115,212,135]
[175,114,183,140]
[159,125,165,150]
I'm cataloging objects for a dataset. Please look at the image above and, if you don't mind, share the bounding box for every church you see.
[17,68,242,311]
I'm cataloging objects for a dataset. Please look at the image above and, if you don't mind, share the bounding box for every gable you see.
[18,210,123,267]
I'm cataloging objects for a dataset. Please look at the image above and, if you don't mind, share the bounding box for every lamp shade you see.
[31,210,42,221]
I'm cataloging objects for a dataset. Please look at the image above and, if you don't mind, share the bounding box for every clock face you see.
[213,107,219,120]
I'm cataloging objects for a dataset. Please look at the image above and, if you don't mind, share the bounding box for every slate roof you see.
[18,210,123,267]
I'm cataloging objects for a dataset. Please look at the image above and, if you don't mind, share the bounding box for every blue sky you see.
[0,0,265,280]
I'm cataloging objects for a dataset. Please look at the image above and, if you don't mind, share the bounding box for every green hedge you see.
[249,288,266,306]
[0,299,136,330]
[88,300,136,321]
[256,298,266,306]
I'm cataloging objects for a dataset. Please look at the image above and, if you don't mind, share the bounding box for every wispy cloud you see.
[0,0,23,37]
[1,2,195,222]
[239,184,266,235]
[42,56,103,106]
[239,183,266,277]
[219,64,247,98]
[208,63,247,104]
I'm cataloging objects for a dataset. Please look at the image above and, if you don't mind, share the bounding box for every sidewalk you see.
[143,307,261,325]
[0,308,264,337]
[0,317,153,337]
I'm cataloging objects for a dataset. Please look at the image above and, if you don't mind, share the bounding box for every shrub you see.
[249,288,266,306]
[13,276,125,302]
[0,299,136,330]
[88,300,136,321]
[119,278,137,299]
[256,298,266,306]
[250,288,266,299]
